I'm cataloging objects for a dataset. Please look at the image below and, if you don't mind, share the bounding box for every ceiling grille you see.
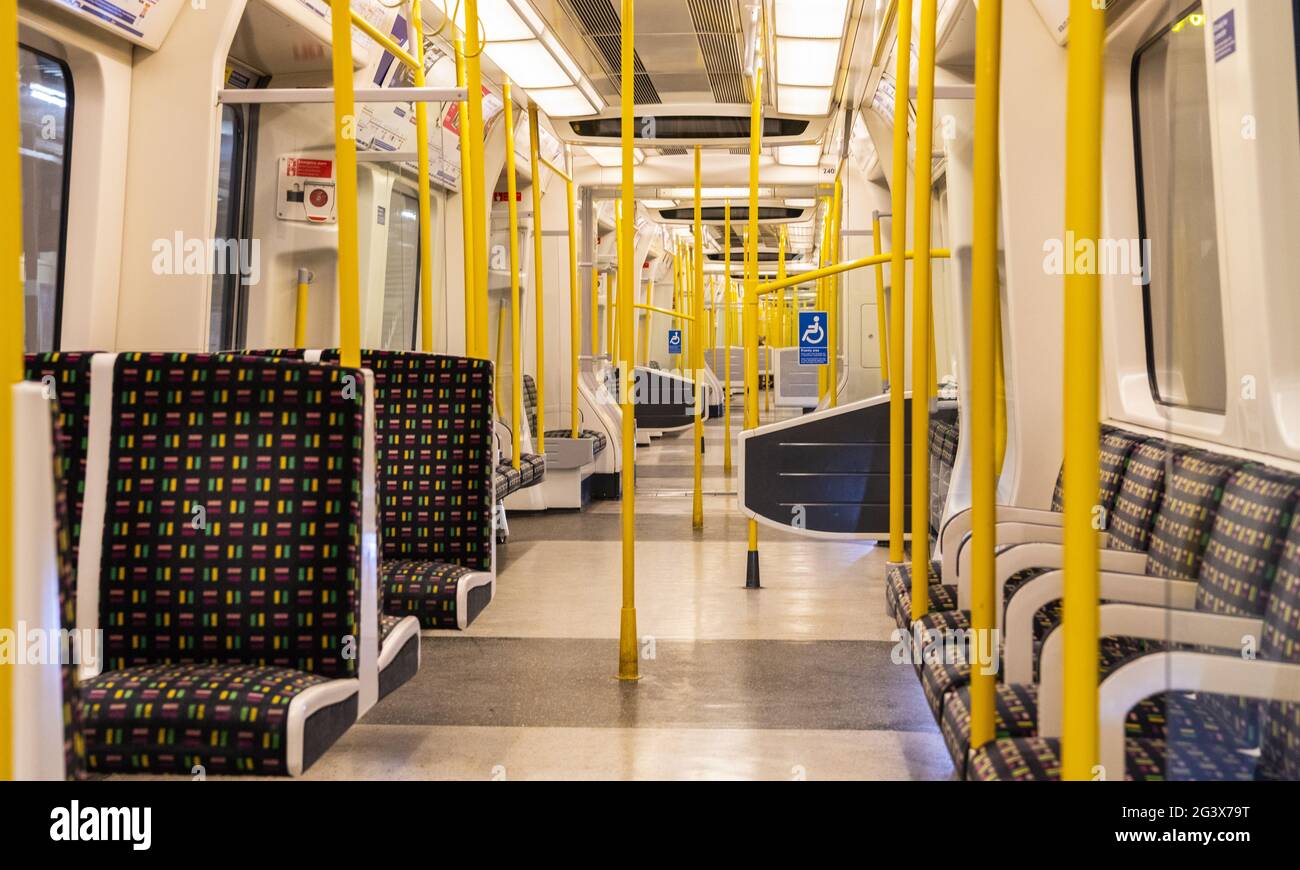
[561,0,662,104]
[687,0,745,103]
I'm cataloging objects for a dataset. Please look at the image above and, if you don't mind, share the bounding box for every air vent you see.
[570,115,809,139]
[657,206,806,221]
[707,250,795,263]
[561,0,661,104]
[687,0,745,103]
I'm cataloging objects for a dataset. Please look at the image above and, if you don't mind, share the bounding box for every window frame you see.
[1129,2,1227,415]
[19,43,75,353]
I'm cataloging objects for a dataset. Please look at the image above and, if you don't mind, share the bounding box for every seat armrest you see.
[981,544,1148,628]
[940,506,1063,582]
[1037,604,1264,738]
[1097,652,1300,780]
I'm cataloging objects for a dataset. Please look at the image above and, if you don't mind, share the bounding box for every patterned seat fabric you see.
[1259,511,1300,780]
[543,428,608,456]
[83,353,366,775]
[382,559,477,629]
[25,354,97,779]
[494,453,547,500]
[318,350,495,573]
[886,563,952,632]
[81,664,330,775]
[969,736,1257,782]
[379,614,405,644]
[928,412,960,541]
[523,374,540,439]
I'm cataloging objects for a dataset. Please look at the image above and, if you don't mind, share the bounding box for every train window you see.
[1133,5,1227,413]
[19,45,73,353]
[208,106,245,351]
[381,188,421,350]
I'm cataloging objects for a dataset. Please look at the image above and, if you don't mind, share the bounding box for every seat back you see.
[927,411,959,542]
[1052,426,1144,513]
[24,353,96,567]
[522,373,539,439]
[1105,439,1170,552]
[1144,449,1242,580]
[88,353,367,679]
[320,350,494,571]
[1259,512,1300,780]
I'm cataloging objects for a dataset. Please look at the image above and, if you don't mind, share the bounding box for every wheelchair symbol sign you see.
[798,311,828,365]
[668,329,683,355]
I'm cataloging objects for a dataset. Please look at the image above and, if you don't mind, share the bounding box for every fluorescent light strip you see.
[584,145,645,167]
[659,187,775,199]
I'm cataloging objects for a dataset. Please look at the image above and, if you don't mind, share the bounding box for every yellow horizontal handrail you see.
[539,155,573,183]
[351,12,420,70]
[756,248,950,297]
[635,302,695,322]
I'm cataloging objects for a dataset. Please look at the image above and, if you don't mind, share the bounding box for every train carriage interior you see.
[3,0,1300,801]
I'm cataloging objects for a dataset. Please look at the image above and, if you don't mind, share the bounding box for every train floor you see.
[114,396,955,781]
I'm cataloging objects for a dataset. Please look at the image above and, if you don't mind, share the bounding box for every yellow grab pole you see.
[493,300,506,418]
[528,106,546,453]
[352,11,418,67]
[504,84,522,469]
[567,169,580,437]
[331,0,361,369]
[672,242,681,370]
[409,0,435,352]
[743,56,763,589]
[776,227,786,407]
[828,174,842,407]
[465,0,490,357]
[455,40,478,356]
[692,146,704,529]
[910,0,938,622]
[760,249,949,296]
[887,0,913,564]
[295,269,311,347]
[724,202,733,473]
[613,204,621,361]
[816,203,829,402]
[0,0,21,781]
[873,213,889,384]
[618,0,639,681]
[1062,0,1105,781]
[634,303,694,321]
[968,0,1003,755]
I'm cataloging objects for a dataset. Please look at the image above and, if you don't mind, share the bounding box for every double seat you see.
[246,348,500,630]
[24,351,412,776]
[888,421,1300,780]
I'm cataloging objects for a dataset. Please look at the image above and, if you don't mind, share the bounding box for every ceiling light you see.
[529,87,598,118]
[488,41,571,89]
[433,0,532,41]
[643,199,676,209]
[785,198,816,207]
[773,0,849,38]
[777,145,822,166]
[777,86,833,116]
[658,187,775,199]
[584,145,645,167]
[776,38,840,87]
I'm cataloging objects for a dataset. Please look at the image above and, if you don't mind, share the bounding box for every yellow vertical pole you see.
[528,106,546,453]
[618,0,640,681]
[504,84,522,469]
[613,204,621,362]
[817,204,829,402]
[828,174,842,407]
[910,0,938,622]
[295,269,311,347]
[567,172,580,437]
[887,0,913,564]
[743,56,763,589]
[455,40,478,356]
[723,202,733,473]
[331,0,361,369]
[409,0,435,352]
[465,0,490,357]
[872,213,889,385]
[776,227,787,409]
[968,0,1003,754]
[692,146,704,529]
[0,0,21,782]
[1062,0,1105,781]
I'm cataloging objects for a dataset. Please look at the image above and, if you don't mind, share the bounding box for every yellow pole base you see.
[618,606,641,680]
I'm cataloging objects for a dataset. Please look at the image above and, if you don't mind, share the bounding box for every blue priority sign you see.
[798,311,829,365]
[667,329,683,355]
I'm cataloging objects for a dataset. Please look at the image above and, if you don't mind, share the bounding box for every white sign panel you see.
[38,0,184,50]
